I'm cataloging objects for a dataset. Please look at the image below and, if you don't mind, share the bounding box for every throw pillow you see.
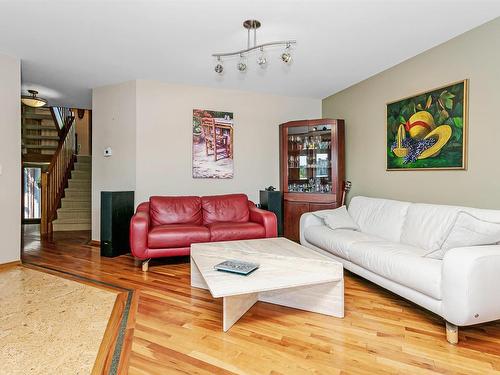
[313,206,359,231]
[425,211,500,259]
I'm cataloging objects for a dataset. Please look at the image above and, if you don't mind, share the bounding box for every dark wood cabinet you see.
[283,201,310,242]
[279,119,345,241]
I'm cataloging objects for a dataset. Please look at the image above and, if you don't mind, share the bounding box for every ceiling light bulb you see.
[257,50,267,68]
[214,58,224,74]
[281,44,293,64]
[281,50,292,64]
[21,89,47,108]
[237,55,247,72]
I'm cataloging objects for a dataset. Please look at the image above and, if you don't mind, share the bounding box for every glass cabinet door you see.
[286,124,332,193]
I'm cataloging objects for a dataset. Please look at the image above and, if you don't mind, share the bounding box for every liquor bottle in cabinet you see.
[279,119,345,242]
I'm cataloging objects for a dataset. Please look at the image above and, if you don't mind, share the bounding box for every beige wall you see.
[74,109,91,156]
[91,81,136,240]
[0,54,21,264]
[134,80,320,205]
[91,79,320,240]
[323,17,500,209]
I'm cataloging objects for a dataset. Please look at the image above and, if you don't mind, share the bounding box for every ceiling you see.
[1,0,499,109]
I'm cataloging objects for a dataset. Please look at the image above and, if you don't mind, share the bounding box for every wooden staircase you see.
[37,106,85,234]
[51,155,91,231]
[22,106,60,162]
[22,104,91,233]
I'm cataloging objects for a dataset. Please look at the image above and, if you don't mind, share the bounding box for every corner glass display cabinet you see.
[280,119,345,241]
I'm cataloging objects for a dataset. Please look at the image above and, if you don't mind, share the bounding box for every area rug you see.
[0,267,118,375]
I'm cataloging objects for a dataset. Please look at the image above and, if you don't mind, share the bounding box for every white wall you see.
[92,81,136,240]
[0,54,21,264]
[91,80,320,240]
[323,17,500,209]
[135,80,320,204]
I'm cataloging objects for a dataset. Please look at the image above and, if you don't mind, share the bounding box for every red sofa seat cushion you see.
[208,222,266,242]
[150,196,202,226]
[148,224,210,249]
[201,194,250,224]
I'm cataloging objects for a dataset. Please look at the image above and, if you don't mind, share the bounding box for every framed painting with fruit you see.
[386,80,468,170]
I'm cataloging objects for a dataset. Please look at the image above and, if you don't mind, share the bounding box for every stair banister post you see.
[40,172,49,235]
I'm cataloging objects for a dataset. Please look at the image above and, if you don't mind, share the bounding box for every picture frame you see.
[386,79,468,171]
[192,109,234,179]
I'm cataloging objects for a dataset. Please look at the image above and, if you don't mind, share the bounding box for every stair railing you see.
[50,107,75,135]
[40,112,77,234]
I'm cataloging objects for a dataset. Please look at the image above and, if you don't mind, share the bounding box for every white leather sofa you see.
[300,196,500,344]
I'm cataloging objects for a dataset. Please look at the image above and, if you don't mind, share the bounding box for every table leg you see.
[190,258,208,289]
[223,293,258,332]
[259,280,344,318]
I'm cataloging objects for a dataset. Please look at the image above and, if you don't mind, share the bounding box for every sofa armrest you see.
[130,208,150,259]
[249,205,277,238]
[299,212,324,245]
[442,245,500,326]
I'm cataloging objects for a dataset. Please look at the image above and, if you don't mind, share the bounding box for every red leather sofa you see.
[130,194,277,271]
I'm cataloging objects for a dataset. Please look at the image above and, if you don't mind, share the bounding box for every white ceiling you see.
[1,0,499,109]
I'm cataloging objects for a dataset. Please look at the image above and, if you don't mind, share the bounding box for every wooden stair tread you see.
[57,208,91,213]
[23,135,60,140]
[22,124,58,131]
[25,144,58,149]
[52,218,91,224]
[52,223,91,231]
[22,113,53,120]
[22,154,53,163]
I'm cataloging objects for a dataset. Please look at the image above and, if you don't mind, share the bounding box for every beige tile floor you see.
[0,267,117,375]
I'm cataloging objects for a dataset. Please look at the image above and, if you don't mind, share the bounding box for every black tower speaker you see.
[100,191,135,257]
[259,190,283,236]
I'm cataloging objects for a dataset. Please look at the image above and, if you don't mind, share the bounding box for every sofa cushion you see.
[304,226,385,261]
[314,206,360,231]
[426,212,500,259]
[149,196,202,226]
[202,194,249,224]
[148,224,209,249]
[400,203,460,252]
[348,241,442,299]
[348,196,410,242]
[208,222,265,242]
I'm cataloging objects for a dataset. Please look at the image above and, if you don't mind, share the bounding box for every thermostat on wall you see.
[104,147,112,157]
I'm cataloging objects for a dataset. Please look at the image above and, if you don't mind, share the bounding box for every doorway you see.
[23,166,42,223]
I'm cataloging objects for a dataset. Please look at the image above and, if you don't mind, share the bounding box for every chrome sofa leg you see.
[446,321,458,344]
[142,258,151,272]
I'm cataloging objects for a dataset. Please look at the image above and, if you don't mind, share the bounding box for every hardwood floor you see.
[21,226,500,374]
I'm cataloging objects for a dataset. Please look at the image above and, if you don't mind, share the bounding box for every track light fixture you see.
[212,20,296,73]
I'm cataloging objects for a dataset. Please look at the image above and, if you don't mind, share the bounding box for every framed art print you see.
[386,79,468,170]
[192,109,234,178]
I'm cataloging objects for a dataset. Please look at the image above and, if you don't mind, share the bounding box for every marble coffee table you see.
[190,237,344,331]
